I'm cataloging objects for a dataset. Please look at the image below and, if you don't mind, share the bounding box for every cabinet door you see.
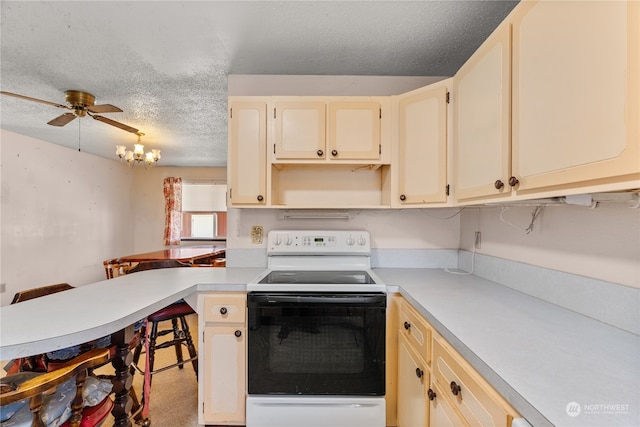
[432,336,516,427]
[397,334,428,427]
[274,102,326,160]
[397,84,449,205]
[203,326,246,424]
[429,383,469,427]
[512,0,640,192]
[228,101,267,205]
[328,102,381,160]
[454,20,511,201]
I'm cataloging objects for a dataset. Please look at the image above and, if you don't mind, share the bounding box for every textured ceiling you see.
[0,1,518,167]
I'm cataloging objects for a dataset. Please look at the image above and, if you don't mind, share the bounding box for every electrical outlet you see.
[251,226,264,244]
[474,231,481,250]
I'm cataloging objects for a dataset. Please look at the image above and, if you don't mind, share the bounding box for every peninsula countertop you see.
[1,267,638,427]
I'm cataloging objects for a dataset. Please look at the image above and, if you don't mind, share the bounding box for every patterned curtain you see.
[163,177,182,246]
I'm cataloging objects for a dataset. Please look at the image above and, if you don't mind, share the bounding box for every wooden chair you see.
[6,283,148,426]
[11,283,74,304]
[0,348,113,427]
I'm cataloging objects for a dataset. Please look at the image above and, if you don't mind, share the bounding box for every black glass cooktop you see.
[259,270,375,285]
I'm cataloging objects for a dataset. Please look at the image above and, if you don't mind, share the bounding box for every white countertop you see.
[0,267,262,359]
[1,266,638,427]
[375,268,640,427]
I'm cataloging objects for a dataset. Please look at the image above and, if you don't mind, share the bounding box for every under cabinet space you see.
[270,164,391,208]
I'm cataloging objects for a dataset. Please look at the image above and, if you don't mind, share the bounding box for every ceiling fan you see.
[0,90,139,134]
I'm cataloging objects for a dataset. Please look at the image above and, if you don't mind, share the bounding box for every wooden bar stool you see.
[133,300,198,384]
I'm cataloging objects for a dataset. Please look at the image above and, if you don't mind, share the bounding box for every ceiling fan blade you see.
[47,113,77,127]
[1,91,69,109]
[90,114,139,134]
[88,104,123,114]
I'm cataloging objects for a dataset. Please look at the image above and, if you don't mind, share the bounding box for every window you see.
[181,181,227,241]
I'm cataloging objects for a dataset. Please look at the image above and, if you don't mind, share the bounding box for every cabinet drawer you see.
[203,293,246,323]
[399,300,432,365]
[432,335,519,427]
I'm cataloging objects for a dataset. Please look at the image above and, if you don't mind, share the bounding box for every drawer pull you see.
[427,388,436,401]
[415,367,424,379]
[450,381,461,396]
[494,179,504,190]
[220,307,228,315]
[403,321,411,330]
[234,330,242,338]
[317,149,324,157]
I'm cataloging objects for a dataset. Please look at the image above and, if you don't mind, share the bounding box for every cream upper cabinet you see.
[273,97,384,162]
[274,101,326,160]
[453,19,512,202]
[396,81,450,206]
[227,99,267,206]
[328,102,381,160]
[511,0,640,193]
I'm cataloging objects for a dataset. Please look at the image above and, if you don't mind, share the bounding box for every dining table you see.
[103,245,226,279]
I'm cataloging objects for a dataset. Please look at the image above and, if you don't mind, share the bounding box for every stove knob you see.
[346,235,355,246]
[285,235,293,246]
[357,235,367,246]
[274,235,282,246]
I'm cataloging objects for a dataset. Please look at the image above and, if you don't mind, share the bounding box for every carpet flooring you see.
[101,314,200,427]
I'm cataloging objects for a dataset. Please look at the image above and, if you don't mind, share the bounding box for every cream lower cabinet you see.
[199,293,247,425]
[431,333,520,427]
[394,296,521,427]
[397,334,429,427]
[396,298,432,427]
[227,98,267,206]
[511,0,639,194]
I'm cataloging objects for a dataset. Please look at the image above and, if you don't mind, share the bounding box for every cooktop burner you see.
[259,270,376,285]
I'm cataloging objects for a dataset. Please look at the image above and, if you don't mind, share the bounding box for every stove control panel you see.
[267,230,370,255]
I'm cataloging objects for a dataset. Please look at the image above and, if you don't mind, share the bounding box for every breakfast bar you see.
[1,267,638,427]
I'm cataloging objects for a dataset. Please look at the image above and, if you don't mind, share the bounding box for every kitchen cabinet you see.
[395,296,520,427]
[273,98,385,161]
[397,334,429,427]
[428,382,468,427]
[199,293,247,425]
[395,80,451,206]
[511,0,640,194]
[431,333,519,427]
[270,98,392,207]
[396,298,432,427]
[453,18,511,202]
[227,99,267,206]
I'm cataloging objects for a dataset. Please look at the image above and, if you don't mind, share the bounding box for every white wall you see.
[0,129,135,305]
[227,208,461,251]
[131,166,226,253]
[459,204,640,288]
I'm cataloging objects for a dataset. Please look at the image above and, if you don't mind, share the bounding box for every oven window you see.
[248,293,386,396]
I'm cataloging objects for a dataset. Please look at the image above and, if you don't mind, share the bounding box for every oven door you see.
[247,292,386,396]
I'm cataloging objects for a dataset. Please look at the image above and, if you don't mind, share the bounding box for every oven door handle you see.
[248,294,386,305]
